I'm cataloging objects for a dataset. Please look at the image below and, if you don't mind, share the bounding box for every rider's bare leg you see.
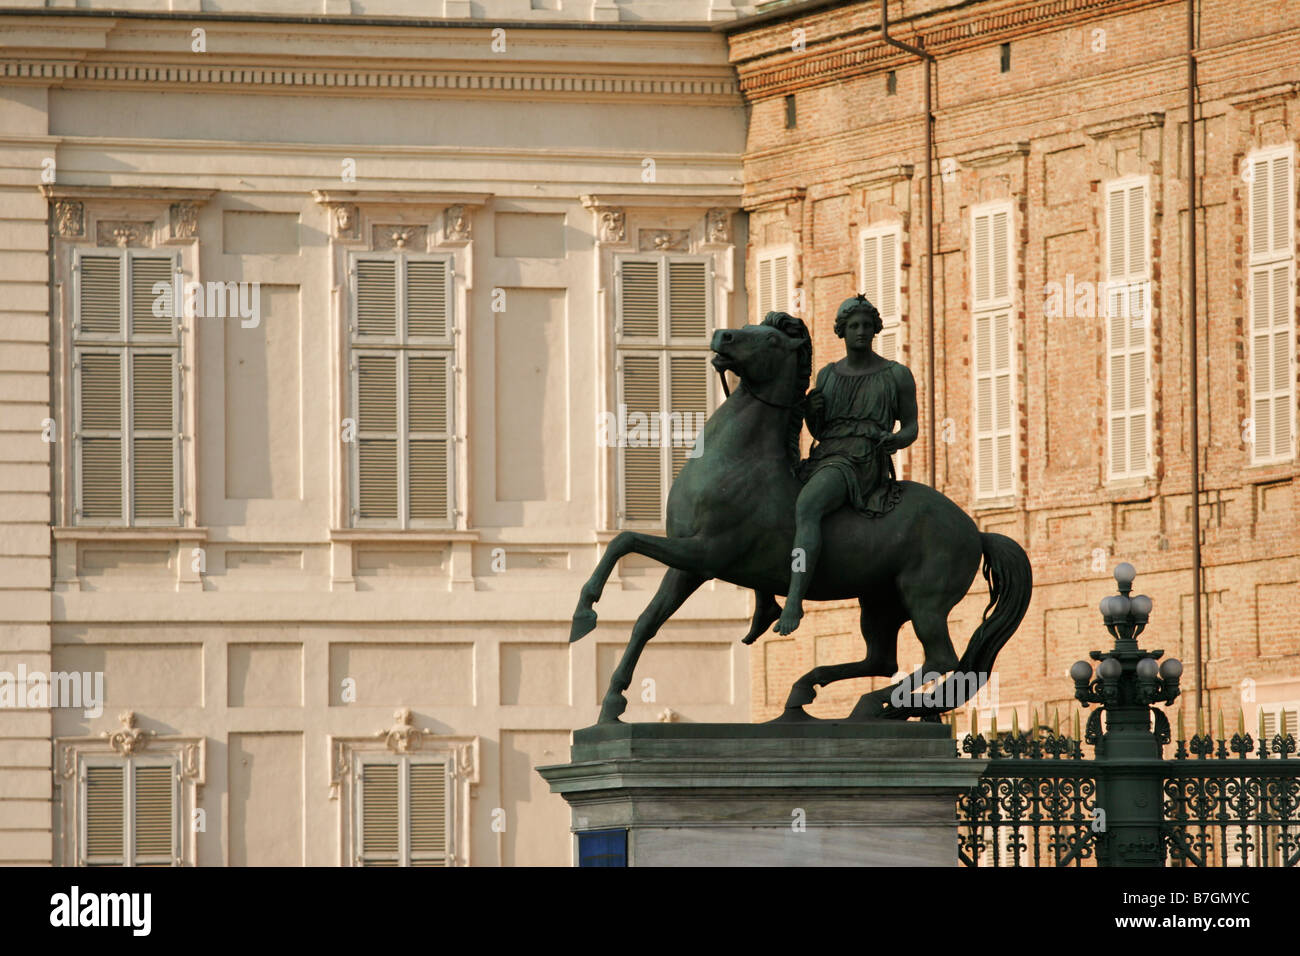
[774,469,847,635]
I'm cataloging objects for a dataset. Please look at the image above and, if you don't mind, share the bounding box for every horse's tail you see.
[872,532,1032,720]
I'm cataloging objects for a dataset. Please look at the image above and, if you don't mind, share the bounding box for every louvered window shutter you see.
[668,355,709,480]
[74,252,181,526]
[405,260,448,339]
[131,352,177,521]
[356,353,399,521]
[408,762,448,866]
[1261,704,1299,740]
[407,354,450,522]
[861,229,900,361]
[130,257,174,336]
[773,255,789,315]
[754,251,790,318]
[619,260,661,339]
[356,259,398,337]
[359,762,400,866]
[79,256,122,336]
[668,260,709,339]
[1248,148,1295,464]
[620,354,663,522]
[78,352,125,522]
[616,256,712,525]
[973,213,991,306]
[83,764,126,865]
[132,764,176,866]
[972,206,1014,498]
[352,256,455,527]
[1105,182,1151,479]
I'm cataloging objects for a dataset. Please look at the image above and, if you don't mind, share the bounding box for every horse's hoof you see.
[598,693,627,723]
[783,683,818,708]
[569,609,597,643]
[768,706,818,723]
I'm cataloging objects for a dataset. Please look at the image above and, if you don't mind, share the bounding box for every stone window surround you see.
[582,194,741,533]
[329,708,479,867]
[54,710,206,868]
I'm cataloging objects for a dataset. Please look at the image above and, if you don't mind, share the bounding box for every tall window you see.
[615,255,715,525]
[754,247,792,319]
[970,202,1016,500]
[72,250,181,526]
[80,757,179,867]
[1248,145,1296,464]
[349,254,454,528]
[1105,177,1151,480]
[861,225,909,477]
[356,756,449,866]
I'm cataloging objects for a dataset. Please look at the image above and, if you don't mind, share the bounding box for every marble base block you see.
[536,722,987,867]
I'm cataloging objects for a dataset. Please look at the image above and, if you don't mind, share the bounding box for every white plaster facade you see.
[0,2,757,866]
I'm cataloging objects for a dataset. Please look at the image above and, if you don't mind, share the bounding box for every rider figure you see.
[774,294,920,635]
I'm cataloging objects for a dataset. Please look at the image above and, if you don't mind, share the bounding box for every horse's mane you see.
[760,310,812,468]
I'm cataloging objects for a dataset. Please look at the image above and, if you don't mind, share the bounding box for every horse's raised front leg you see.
[599,568,706,723]
[570,532,713,643]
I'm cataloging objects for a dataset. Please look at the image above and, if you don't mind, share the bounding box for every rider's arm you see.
[803,366,831,439]
[882,364,919,453]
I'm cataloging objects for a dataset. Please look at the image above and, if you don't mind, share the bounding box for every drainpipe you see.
[881,1,937,488]
[1187,0,1203,714]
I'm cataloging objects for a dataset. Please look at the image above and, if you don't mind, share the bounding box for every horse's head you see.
[711,312,811,467]
[710,311,811,396]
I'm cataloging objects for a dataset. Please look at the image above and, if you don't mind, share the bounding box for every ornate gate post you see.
[1070,563,1183,866]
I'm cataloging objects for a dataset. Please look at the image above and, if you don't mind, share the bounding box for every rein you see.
[717,369,802,410]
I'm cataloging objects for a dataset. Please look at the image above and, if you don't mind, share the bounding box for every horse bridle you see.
[716,368,802,411]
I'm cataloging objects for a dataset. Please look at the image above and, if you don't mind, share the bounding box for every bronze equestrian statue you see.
[571,298,1032,724]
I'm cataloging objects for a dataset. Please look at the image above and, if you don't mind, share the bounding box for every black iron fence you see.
[955,723,1299,867]
[951,563,1300,867]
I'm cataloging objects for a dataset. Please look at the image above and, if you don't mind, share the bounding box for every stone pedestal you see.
[536,722,987,866]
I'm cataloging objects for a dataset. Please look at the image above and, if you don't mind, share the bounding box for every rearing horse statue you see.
[571,311,1032,724]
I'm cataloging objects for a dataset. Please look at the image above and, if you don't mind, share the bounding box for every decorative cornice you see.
[40,185,217,203]
[0,59,739,100]
[1226,81,1300,110]
[955,142,1031,169]
[847,164,915,190]
[581,193,743,210]
[742,185,806,211]
[1083,112,1166,140]
[733,0,1173,100]
[312,189,491,208]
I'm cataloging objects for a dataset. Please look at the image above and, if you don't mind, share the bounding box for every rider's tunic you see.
[796,360,903,518]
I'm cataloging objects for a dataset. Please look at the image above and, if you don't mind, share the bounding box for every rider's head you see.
[834,294,882,337]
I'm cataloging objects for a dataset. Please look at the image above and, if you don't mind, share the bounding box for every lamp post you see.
[1070,563,1184,866]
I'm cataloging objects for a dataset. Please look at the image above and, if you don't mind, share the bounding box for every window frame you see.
[753,245,795,320]
[860,223,909,479]
[354,753,452,867]
[346,250,457,529]
[612,253,718,528]
[70,247,183,527]
[969,200,1017,503]
[1246,144,1296,466]
[1103,175,1153,482]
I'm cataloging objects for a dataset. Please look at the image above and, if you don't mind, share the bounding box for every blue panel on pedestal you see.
[577,828,627,867]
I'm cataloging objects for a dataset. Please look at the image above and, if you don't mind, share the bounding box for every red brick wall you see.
[731,0,1300,728]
